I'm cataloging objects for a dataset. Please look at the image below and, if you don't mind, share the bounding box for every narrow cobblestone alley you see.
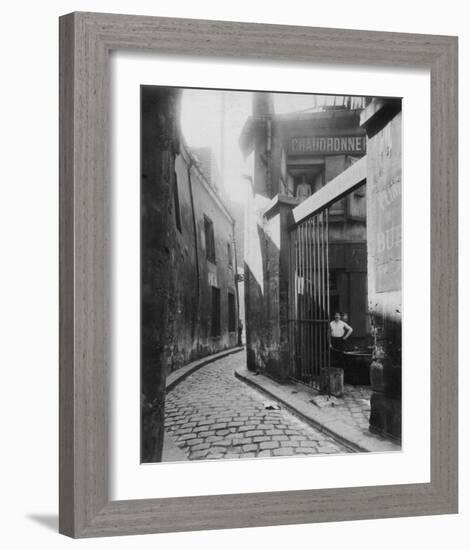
[164,351,351,461]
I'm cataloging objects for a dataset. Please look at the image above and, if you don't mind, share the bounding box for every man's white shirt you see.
[329,320,352,338]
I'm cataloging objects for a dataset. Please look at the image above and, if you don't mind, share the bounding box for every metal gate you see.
[289,210,330,390]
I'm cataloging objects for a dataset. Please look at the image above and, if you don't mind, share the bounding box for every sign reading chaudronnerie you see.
[288,135,366,155]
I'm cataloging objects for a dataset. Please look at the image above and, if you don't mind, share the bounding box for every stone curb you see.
[166,346,245,392]
[234,367,398,454]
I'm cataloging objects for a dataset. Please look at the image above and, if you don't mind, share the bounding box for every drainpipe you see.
[187,159,201,349]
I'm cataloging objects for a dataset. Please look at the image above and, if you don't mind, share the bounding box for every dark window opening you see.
[211,287,221,337]
[227,242,233,268]
[228,292,236,332]
[173,173,182,232]
[204,215,216,263]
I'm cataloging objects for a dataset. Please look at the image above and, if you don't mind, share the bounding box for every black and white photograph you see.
[141,86,402,463]
[1,0,463,545]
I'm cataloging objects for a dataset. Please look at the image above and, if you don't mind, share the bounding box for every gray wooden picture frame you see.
[59,11,458,538]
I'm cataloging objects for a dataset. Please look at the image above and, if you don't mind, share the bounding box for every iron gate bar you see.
[308,217,313,383]
[312,217,317,387]
[316,216,321,388]
[325,209,331,378]
[299,222,303,379]
[288,208,331,390]
[318,212,326,390]
[304,220,309,381]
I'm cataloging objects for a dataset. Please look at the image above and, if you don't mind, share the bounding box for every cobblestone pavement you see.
[341,385,371,428]
[307,383,371,430]
[164,352,350,461]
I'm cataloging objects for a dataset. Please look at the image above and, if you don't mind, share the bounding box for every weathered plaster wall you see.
[364,106,402,441]
[228,200,246,340]
[244,187,271,372]
[166,145,239,373]
[141,86,181,462]
[244,193,294,381]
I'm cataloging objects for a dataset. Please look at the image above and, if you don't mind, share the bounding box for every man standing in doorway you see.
[330,312,353,367]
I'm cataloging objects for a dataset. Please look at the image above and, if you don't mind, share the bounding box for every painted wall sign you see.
[288,135,366,156]
[369,114,402,293]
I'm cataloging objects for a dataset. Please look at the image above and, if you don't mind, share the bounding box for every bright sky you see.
[180,89,250,205]
[180,89,330,205]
